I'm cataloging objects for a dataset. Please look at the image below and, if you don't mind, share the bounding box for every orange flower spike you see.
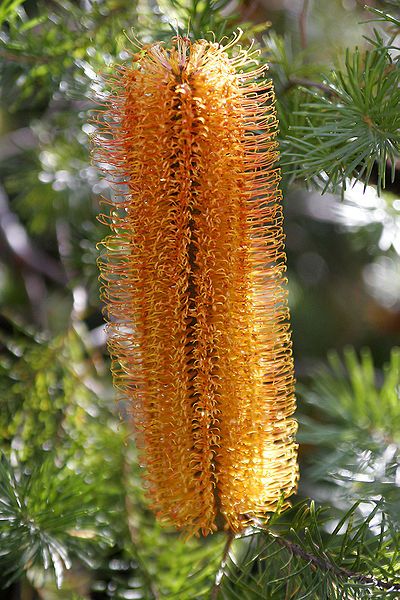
[95,34,299,536]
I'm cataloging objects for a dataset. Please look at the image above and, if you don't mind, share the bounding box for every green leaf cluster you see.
[299,347,400,524]
[0,453,111,589]
[220,501,400,599]
[283,44,400,193]
[268,4,400,194]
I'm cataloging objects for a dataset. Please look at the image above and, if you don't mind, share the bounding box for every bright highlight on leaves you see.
[95,34,298,536]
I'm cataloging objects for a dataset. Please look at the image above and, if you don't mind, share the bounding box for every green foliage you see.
[299,347,400,523]
[0,322,108,461]
[282,43,400,194]
[0,322,230,598]
[0,0,25,28]
[267,2,400,195]
[160,0,240,39]
[219,501,400,599]
[366,5,400,29]
[0,453,112,588]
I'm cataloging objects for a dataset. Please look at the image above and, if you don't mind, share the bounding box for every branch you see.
[299,0,310,50]
[273,534,400,593]
[210,531,236,600]
[0,48,51,64]
[0,182,67,285]
[0,127,37,161]
[282,76,334,96]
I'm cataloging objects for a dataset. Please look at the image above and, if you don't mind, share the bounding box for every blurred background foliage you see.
[0,0,400,598]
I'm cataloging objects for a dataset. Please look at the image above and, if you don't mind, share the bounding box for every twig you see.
[274,534,400,592]
[299,0,310,50]
[0,48,51,64]
[87,324,107,349]
[0,182,67,285]
[20,579,36,600]
[282,76,334,96]
[0,127,37,162]
[21,269,48,328]
[56,219,89,321]
[210,531,236,599]
[240,0,261,23]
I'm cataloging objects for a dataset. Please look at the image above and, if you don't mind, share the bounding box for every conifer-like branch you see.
[210,531,236,599]
[274,534,400,593]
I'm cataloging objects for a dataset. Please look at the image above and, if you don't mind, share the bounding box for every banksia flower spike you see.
[95,32,298,536]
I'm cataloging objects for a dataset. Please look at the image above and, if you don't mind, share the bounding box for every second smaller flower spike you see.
[95,33,299,537]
